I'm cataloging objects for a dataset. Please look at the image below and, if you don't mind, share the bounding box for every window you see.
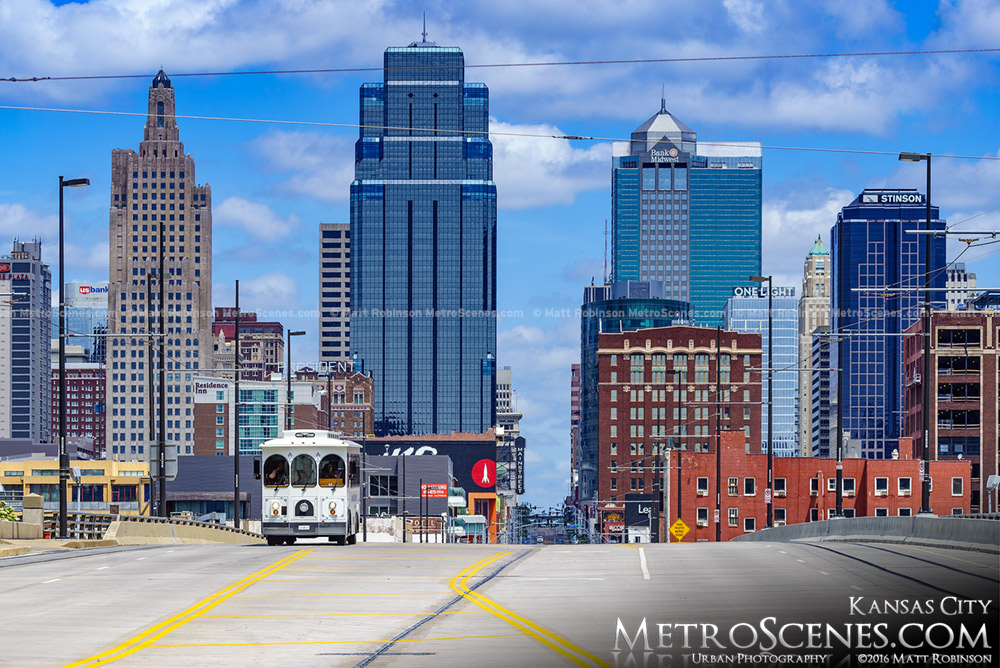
[610,478,617,491]
[696,477,709,495]
[728,508,738,527]
[744,517,755,532]
[216,404,224,413]
[368,474,397,497]
[727,477,738,495]
[610,389,617,402]
[263,455,288,487]
[843,478,856,496]
[744,478,756,496]
[809,508,818,522]
[319,455,345,488]
[898,508,912,517]
[696,507,709,526]
[874,477,888,495]
[809,478,819,495]
[216,416,224,425]
[630,354,645,383]
[874,507,888,517]
[898,477,912,495]
[827,478,837,492]
[773,478,786,496]
[290,455,317,487]
[774,508,786,525]
[951,508,964,515]
[951,478,963,496]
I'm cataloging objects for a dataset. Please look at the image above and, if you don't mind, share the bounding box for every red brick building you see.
[212,307,284,382]
[903,310,998,512]
[50,363,106,458]
[596,326,763,511]
[295,366,374,438]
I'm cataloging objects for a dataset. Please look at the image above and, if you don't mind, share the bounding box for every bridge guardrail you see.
[42,512,264,543]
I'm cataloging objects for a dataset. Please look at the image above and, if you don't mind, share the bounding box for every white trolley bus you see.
[255,430,362,546]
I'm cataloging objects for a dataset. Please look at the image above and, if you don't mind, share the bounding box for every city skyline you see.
[1,1,999,508]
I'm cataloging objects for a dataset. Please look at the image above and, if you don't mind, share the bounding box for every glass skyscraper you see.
[831,189,946,459]
[724,288,800,457]
[350,35,496,436]
[611,100,761,326]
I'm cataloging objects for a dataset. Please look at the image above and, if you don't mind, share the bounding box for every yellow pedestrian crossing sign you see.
[670,518,690,541]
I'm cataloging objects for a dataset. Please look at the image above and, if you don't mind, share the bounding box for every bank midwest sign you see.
[732,286,796,299]
[649,147,681,163]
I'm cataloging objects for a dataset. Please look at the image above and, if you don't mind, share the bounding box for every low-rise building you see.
[0,458,151,514]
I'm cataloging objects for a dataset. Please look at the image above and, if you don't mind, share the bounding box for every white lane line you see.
[818,570,829,575]
[851,585,863,591]
[96,566,110,570]
[796,559,806,563]
[136,557,146,561]
[43,578,61,584]
[779,550,787,554]
[638,547,650,580]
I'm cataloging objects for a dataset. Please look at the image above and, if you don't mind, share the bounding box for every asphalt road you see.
[0,540,996,668]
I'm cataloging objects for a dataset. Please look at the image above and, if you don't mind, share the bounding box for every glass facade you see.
[723,293,799,457]
[350,41,497,436]
[237,388,279,456]
[831,190,946,459]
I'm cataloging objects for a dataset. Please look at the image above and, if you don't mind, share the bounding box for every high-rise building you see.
[350,35,496,436]
[610,99,761,325]
[831,189,946,459]
[810,326,834,458]
[0,239,52,441]
[51,282,109,364]
[50,353,105,458]
[798,237,831,456]
[723,286,799,457]
[945,263,978,310]
[212,308,283,382]
[495,365,523,502]
[570,363,581,503]
[106,70,213,460]
[318,223,351,364]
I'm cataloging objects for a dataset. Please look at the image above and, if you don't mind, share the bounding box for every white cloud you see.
[214,196,299,241]
[930,0,1000,49]
[0,202,57,240]
[491,120,609,209]
[237,271,300,315]
[250,131,354,205]
[723,0,766,33]
[65,241,111,281]
[761,187,854,277]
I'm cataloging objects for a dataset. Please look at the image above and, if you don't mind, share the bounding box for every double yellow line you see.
[62,549,313,667]
[448,552,612,668]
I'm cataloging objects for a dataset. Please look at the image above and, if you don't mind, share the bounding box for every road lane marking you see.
[235,592,449,597]
[43,578,61,583]
[61,548,313,668]
[203,611,487,618]
[450,552,612,668]
[851,585,863,591]
[818,570,829,575]
[96,567,110,571]
[152,634,525,648]
[796,559,805,563]
[638,547,650,580]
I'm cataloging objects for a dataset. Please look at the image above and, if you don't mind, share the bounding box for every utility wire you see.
[2,104,1000,162]
[3,47,999,83]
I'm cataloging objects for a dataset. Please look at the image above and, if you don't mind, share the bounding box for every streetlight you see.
[898,151,933,516]
[285,330,305,431]
[58,175,90,539]
[750,275,774,528]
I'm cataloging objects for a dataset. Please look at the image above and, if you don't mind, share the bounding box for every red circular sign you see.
[471,459,496,488]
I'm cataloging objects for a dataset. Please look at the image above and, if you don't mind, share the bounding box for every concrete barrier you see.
[0,520,42,540]
[104,518,265,545]
[733,516,999,553]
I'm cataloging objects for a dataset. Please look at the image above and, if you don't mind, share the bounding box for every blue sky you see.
[2,0,998,509]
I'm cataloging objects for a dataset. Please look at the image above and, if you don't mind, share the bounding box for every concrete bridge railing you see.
[105,515,265,545]
[732,516,999,553]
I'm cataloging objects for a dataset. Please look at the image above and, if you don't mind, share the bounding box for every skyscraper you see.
[611,99,761,325]
[798,237,831,456]
[350,34,496,436]
[106,70,213,460]
[0,239,51,441]
[831,189,946,459]
[318,222,351,364]
[51,281,109,364]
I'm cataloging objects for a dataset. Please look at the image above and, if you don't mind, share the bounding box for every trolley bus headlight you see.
[270,501,282,516]
[328,501,337,516]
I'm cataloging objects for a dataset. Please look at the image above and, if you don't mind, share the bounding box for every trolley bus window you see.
[291,454,317,487]
[263,455,289,487]
[319,455,345,488]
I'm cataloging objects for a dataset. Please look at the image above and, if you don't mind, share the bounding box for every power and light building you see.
[106,70,213,460]
[318,223,351,364]
[0,239,52,441]
[610,99,761,326]
[831,189,946,459]
[723,286,800,457]
[350,34,496,436]
[798,237,831,456]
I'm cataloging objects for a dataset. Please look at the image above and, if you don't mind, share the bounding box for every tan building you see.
[0,459,151,515]
[295,365,374,439]
[212,308,284,382]
[106,70,213,461]
[798,236,831,456]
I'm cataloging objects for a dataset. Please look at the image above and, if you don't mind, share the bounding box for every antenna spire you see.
[422,13,428,42]
[661,84,666,113]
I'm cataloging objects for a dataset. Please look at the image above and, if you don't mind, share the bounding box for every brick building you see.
[595,326,763,514]
[903,310,998,512]
[50,344,106,458]
[212,307,284,382]
[294,365,374,439]
[633,431,972,543]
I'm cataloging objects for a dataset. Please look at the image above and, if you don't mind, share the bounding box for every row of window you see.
[690,475,964,496]
[690,505,961,532]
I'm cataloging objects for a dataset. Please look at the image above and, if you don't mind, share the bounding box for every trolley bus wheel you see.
[334,535,346,546]
[347,533,357,545]
[266,537,281,546]
[284,537,296,546]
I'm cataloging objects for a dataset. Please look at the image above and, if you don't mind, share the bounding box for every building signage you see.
[732,286,796,298]
[195,381,230,394]
[421,483,448,499]
[514,436,526,496]
[365,437,496,493]
[78,285,109,295]
[0,264,9,272]
[650,147,681,163]
[0,273,29,280]
[861,192,925,204]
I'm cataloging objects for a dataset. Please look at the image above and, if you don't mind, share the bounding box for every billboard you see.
[364,437,497,493]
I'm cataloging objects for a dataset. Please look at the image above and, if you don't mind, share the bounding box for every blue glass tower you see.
[611,100,761,326]
[350,35,497,436]
[832,189,946,459]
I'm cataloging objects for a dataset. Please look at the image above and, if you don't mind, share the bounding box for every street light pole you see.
[234,280,241,528]
[899,151,934,515]
[58,175,90,539]
[750,275,774,528]
[285,330,305,431]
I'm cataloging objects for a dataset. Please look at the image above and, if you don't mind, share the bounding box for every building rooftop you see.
[809,235,829,256]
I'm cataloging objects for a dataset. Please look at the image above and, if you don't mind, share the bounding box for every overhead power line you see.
[2,47,999,83]
[2,104,1000,162]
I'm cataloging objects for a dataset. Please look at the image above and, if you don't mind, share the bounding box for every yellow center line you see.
[61,549,313,668]
[152,634,526,649]
[448,553,612,668]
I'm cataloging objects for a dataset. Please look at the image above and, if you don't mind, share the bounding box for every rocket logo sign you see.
[79,286,91,295]
[471,459,496,488]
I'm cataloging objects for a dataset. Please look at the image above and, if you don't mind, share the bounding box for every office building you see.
[50,354,106,458]
[610,99,761,325]
[724,286,799,457]
[903,310,998,513]
[570,363,581,503]
[495,365,523,502]
[294,365,375,438]
[810,326,834,458]
[350,34,496,436]
[945,263,978,310]
[212,307,284,382]
[0,240,52,442]
[50,282,109,364]
[798,237,831,456]
[106,70,213,459]
[831,189,946,459]
[318,223,351,364]
[576,281,690,501]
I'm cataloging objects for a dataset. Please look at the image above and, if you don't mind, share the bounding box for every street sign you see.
[149,444,178,481]
[918,460,925,476]
[669,518,690,541]
[764,488,772,504]
[421,483,448,499]
[714,509,720,523]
